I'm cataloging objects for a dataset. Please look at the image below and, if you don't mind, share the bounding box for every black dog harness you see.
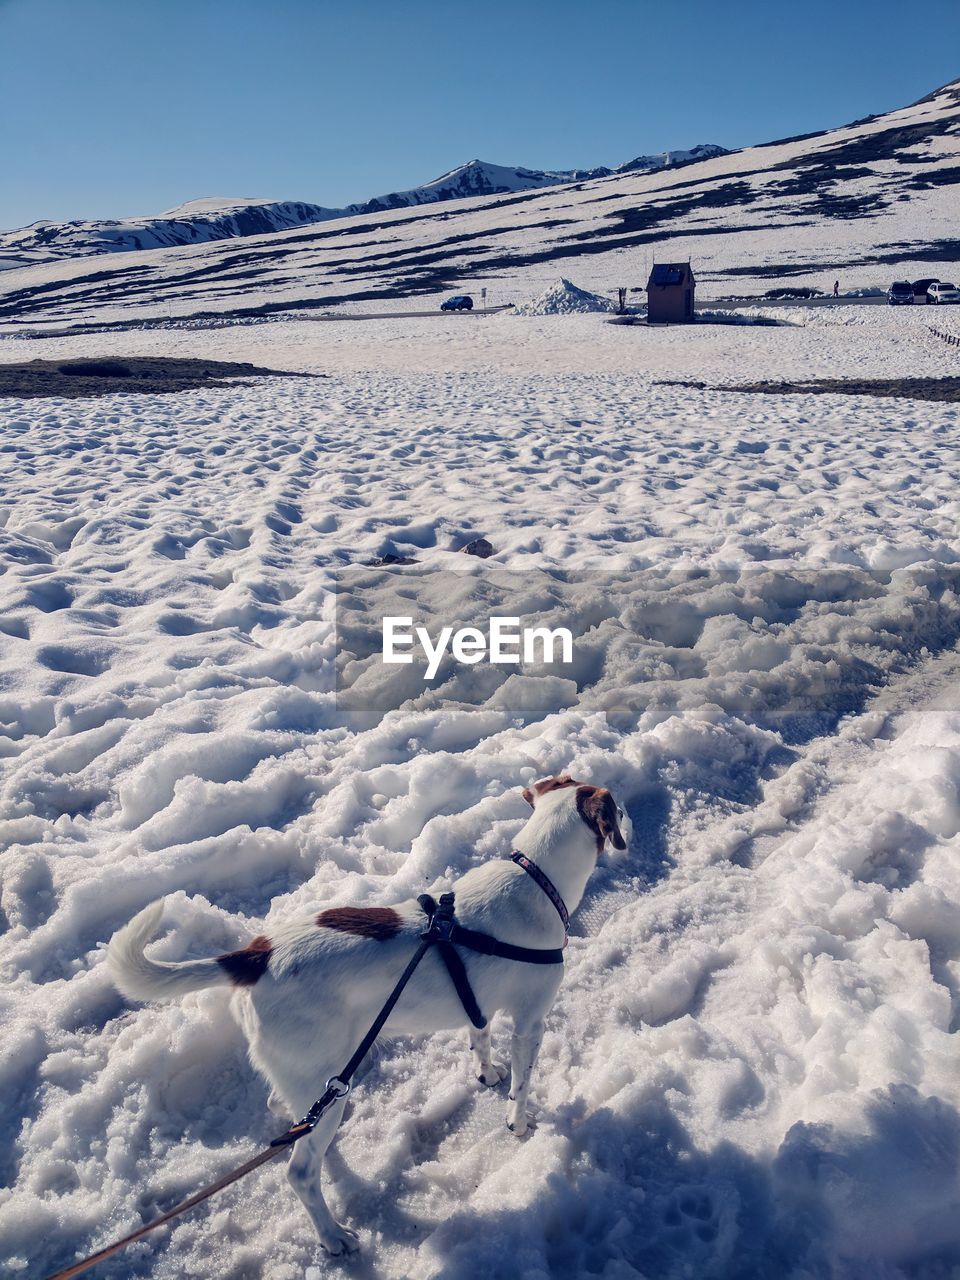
[416,851,568,1029]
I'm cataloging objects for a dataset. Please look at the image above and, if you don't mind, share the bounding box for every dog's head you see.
[521,775,627,853]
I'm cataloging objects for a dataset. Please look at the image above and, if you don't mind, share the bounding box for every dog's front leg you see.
[506,1018,544,1136]
[286,1096,359,1256]
[468,1024,507,1087]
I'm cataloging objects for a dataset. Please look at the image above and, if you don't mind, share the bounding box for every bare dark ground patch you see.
[0,356,320,399]
[657,377,960,403]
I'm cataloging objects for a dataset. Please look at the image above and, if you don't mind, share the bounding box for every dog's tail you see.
[107,900,232,1003]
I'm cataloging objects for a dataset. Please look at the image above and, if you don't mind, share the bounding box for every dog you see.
[108,775,626,1256]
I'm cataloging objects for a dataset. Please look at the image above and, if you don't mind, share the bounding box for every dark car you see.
[912,278,940,304]
[440,294,474,312]
[887,280,914,305]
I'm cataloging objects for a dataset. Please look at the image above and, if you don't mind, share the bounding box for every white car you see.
[927,281,960,304]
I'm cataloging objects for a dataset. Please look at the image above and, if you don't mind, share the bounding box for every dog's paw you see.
[320,1224,360,1256]
[506,1100,537,1137]
[506,1116,532,1137]
[477,1061,508,1087]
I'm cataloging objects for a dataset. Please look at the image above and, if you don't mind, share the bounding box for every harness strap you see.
[418,893,488,1029]
[447,922,565,965]
[417,889,566,1032]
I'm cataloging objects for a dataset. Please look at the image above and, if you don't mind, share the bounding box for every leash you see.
[44,860,567,1280]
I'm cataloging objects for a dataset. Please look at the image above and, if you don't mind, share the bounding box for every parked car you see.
[886,281,914,305]
[912,278,940,303]
[927,281,960,305]
[440,294,474,312]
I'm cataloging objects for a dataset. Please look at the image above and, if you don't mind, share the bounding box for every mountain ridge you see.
[0,146,729,269]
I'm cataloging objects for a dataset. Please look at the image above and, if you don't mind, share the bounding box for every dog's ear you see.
[576,787,627,852]
[521,786,535,807]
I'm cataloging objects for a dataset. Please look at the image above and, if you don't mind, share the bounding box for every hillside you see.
[0,81,957,329]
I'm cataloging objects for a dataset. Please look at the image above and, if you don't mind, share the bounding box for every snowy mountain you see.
[609,144,732,175]
[1,81,958,327]
[340,148,729,214]
[0,198,334,270]
[0,148,728,270]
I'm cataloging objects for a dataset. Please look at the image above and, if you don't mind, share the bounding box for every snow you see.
[513,278,617,315]
[160,198,282,217]
[343,148,730,213]
[2,304,960,1277]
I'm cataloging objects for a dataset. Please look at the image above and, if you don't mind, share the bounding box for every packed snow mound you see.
[514,277,618,315]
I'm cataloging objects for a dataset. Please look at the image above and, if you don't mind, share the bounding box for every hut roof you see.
[650,265,684,285]
[648,262,694,287]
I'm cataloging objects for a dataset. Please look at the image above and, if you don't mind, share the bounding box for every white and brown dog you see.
[108,775,626,1256]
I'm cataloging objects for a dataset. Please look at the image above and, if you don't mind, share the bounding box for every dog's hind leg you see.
[286,1097,359,1256]
[468,1024,507,1087]
[506,1017,544,1136]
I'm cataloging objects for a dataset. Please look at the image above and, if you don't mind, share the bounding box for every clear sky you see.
[1,0,958,230]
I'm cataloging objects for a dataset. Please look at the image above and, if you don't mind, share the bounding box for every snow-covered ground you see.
[2,306,960,1279]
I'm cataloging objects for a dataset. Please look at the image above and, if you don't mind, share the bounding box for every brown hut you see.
[646,262,695,323]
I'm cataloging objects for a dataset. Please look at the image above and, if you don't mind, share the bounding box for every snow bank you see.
[696,309,785,326]
[513,277,617,315]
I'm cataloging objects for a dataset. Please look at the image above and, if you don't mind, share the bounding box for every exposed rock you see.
[460,538,495,559]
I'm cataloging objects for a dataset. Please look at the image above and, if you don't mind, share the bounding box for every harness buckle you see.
[428,914,455,942]
[421,892,457,942]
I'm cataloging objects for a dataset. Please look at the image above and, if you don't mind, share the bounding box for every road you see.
[307,304,516,321]
[707,294,889,309]
[313,296,909,322]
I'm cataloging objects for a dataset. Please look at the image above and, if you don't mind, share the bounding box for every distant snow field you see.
[2,304,960,1279]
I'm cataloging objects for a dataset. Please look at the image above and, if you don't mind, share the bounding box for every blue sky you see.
[1,0,958,229]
